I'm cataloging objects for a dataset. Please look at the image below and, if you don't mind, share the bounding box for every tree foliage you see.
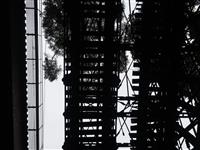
[42,0,64,81]
[43,0,64,56]
[43,54,62,82]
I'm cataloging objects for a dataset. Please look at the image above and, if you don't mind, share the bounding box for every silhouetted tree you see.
[42,0,64,81]
[43,54,62,82]
[182,1,200,98]
[43,0,64,55]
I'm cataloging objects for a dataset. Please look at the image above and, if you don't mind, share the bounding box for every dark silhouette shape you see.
[62,0,200,150]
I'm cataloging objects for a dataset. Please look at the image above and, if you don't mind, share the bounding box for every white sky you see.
[44,72,64,149]
[43,44,64,149]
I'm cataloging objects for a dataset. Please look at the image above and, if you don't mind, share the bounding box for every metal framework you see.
[63,0,200,150]
[63,1,121,149]
[25,0,44,149]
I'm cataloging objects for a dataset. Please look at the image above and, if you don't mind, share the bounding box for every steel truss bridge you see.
[62,0,200,150]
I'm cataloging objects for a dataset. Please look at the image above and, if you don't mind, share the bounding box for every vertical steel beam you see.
[34,0,40,149]
[9,0,28,149]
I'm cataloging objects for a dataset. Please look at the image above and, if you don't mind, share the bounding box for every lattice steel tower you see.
[63,0,200,150]
[63,1,121,149]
